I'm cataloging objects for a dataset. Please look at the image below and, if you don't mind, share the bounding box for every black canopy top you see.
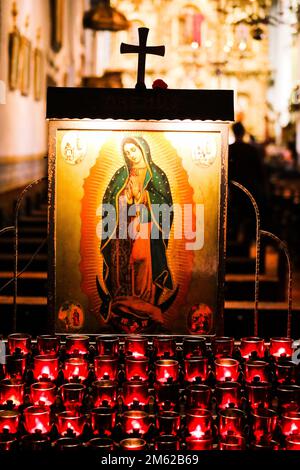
[46,87,234,121]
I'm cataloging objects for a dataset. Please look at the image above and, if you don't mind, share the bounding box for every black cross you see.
[120,27,165,90]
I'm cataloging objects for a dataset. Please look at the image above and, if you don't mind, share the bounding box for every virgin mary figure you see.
[97,136,178,333]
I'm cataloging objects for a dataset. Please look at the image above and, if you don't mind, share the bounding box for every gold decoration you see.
[8,2,20,91]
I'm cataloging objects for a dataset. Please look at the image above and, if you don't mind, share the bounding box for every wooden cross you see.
[120,27,165,90]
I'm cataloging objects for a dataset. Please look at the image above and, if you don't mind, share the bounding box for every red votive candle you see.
[96,335,119,357]
[0,410,19,434]
[92,380,117,408]
[120,438,147,451]
[252,408,278,442]
[186,384,211,409]
[215,382,240,409]
[122,381,149,407]
[55,437,82,451]
[34,355,59,381]
[64,357,88,381]
[186,408,212,438]
[124,336,148,358]
[24,406,51,434]
[184,357,208,382]
[215,358,239,382]
[3,355,26,379]
[91,407,115,436]
[212,337,234,358]
[244,361,268,383]
[156,435,180,451]
[155,359,179,383]
[61,383,85,411]
[8,333,31,355]
[183,336,207,358]
[275,361,297,384]
[286,434,300,450]
[65,335,89,356]
[0,378,24,406]
[219,408,246,438]
[219,435,245,450]
[125,356,149,382]
[277,384,300,412]
[0,435,18,452]
[240,337,265,359]
[123,410,149,435]
[270,337,293,359]
[281,411,300,436]
[94,355,118,381]
[246,382,272,409]
[57,411,85,437]
[153,337,176,358]
[31,382,56,407]
[155,381,179,411]
[37,335,60,356]
[185,436,213,450]
[88,437,114,450]
[157,411,180,436]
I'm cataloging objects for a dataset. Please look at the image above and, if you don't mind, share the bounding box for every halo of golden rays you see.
[80,131,195,332]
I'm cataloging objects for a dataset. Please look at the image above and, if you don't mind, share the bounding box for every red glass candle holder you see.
[55,437,82,451]
[31,382,57,407]
[91,407,115,436]
[277,384,300,412]
[286,434,300,450]
[219,435,245,450]
[183,336,207,358]
[65,335,89,356]
[0,435,18,452]
[251,440,279,450]
[8,333,31,355]
[0,378,24,406]
[240,337,265,359]
[185,436,213,450]
[3,355,26,379]
[61,383,85,411]
[275,361,297,384]
[215,382,240,410]
[96,335,119,357]
[94,356,118,381]
[186,408,212,438]
[24,406,51,434]
[156,435,180,451]
[212,337,234,358]
[88,437,114,450]
[92,380,117,408]
[0,410,19,434]
[124,336,148,358]
[57,411,85,437]
[246,382,272,410]
[269,337,293,359]
[155,359,179,383]
[37,335,60,356]
[125,356,149,382]
[155,381,179,411]
[157,411,180,436]
[244,360,268,383]
[186,384,211,409]
[120,438,147,451]
[153,337,176,358]
[219,408,246,438]
[281,411,300,436]
[21,434,51,452]
[123,410,149,435]
[34,355,59,381]
[122,381,149,407]
[215,358,239,382]
[184,357,208,383]
[64,357,89,381]
[252,408,278,442]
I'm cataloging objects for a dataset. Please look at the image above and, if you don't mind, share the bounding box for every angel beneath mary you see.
[97,136,178,333]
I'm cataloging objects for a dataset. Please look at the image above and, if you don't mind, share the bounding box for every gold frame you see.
[48,119,229,336]
[8,30,20,91]
[34,48,43,101]
[19,35,31,96]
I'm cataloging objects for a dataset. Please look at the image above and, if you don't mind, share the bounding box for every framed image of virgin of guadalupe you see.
[47,87,234,335]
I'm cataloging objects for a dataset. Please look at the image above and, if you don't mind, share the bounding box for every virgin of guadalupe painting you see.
[97,136,179,333]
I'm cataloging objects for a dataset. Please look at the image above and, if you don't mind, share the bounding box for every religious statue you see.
[96,136,178,333]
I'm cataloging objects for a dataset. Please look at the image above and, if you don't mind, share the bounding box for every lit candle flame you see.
[164,371,170,380]
[191,425,204,439]
[41,366,50,378]
[132,420,141,431]
[225,370,231,378]
[132,352,143,358]
[291,423,298,434]
[73,367,80,376]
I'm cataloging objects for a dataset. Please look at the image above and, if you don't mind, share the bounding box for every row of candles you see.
[0,333,299,451]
